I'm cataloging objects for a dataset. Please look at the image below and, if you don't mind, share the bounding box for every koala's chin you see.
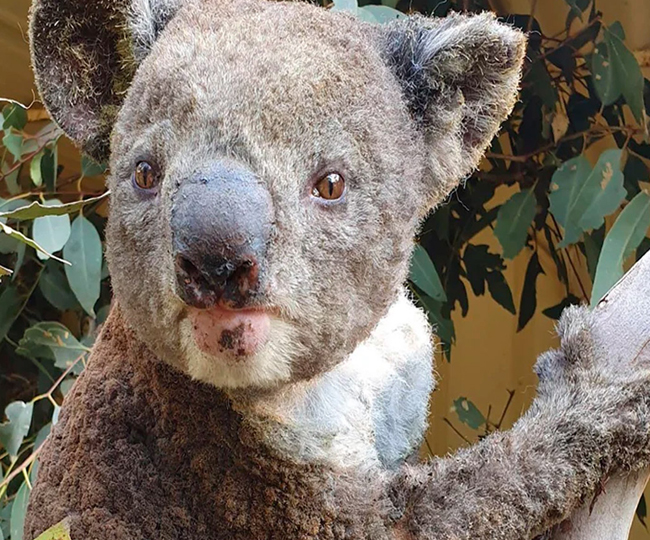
[178,311,303,389]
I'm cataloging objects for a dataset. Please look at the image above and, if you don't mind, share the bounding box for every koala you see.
[25,1,650,539]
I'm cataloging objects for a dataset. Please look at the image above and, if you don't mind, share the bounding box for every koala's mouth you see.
[188,306,271,359]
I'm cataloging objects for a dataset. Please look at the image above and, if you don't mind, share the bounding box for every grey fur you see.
[26,1,650,539]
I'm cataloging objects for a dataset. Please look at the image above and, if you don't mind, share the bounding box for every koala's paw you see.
[534,305,650,473]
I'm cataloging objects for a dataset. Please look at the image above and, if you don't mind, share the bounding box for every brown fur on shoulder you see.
[27,306,394,540]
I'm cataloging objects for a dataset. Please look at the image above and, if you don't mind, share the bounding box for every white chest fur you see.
[233,291,435,471]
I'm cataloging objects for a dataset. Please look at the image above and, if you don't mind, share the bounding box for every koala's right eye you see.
[133,161,159,191]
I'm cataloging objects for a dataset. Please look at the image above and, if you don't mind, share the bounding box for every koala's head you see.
[30,0,525,390]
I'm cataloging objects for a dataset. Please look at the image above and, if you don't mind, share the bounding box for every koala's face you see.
[30,0,525,389]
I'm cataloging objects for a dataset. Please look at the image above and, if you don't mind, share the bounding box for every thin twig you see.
[495,390,516,431]
[443,417,472,445]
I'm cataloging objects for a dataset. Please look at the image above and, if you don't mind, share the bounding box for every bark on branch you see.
[551,253,650,540]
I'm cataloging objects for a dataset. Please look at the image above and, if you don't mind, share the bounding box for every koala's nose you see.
[171,162,273,309]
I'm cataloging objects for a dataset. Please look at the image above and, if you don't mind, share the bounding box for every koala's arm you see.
[388,306,650,540]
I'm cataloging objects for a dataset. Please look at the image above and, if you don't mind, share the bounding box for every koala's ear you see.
[380,13,526,203]
[29,0,185,163]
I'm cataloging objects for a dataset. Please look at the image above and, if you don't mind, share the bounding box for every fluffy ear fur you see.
[380,12,526,205]
[29,0,185,163]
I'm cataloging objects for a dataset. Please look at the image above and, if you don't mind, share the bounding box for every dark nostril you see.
[174,252,261,308]
[175,255,216,307]
[231,259,259,294]
[176,255,201,285]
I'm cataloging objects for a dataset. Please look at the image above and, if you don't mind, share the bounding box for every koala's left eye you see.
[312,173,346,201]
[133,161,159,191]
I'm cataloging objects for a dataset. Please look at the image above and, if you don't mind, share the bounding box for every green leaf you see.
[550,150,626,247]
[3,130,24,161]
[0,230,18,253]
[417,293,455,360]
[605,28,646,124]
[39,260,79,311]
[10,480,30,540]
[578,149,626,231]
[453,397,485,430]
[486,272,516,314]
[80,155,107,177]
[17,322,90,371]
[637,494,648,529]
[2,163,21,195]
[32,200,72,262]
[0,222,69,265]
[30,151,44,187]
[34,520,72,540]
[409,244,447,302]
[525,60,558,110]
[34,423,51,451]
[463,244,505,296]
[563,0,589,16]
[331,0,358,12]
[42,146,58,192]
[0,259,43,341]
[608,21,626,41]
[591,190,650,306]
[0,401,34,459]
[2,104,28,131]
[518,252,545,331]
[591,42,619,106]
[358,5,405,23]
[494,189,536,259]
[64,216,103,316]
[542,294,581,320]
[0,193,109,221]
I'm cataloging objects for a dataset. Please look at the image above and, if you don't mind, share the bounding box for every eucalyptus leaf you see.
[64,216,103,316]
[463,244,505,296]
[358,5,405,22]
[409,244,447,302]
[34,423,51,451]
[34,519,72,540]
[17,321,90,371]
[32,200,71,261]
[39,260,79,311]
[0,401,34,459]
[41,147,58,191]
[10,480,29,540]
[81,155,107,177]
[637,494,648,529]
[604,28,645,124]
[3,130,24,161]
[2,103,28,131]
[0,221,69,265]
[550,150,626,247]
[30,150,44,187]
[486,272,516,315]
[0,259,43,342]
[542,294,581,320]
[578,149,626,231]
[591,190,650,306]
[0,193,109,221]
[494,189,536,259]
[525,61,558,109]
[453,397,485,430]
[518,252,544,331]
[591,42,618,106]
[331,0,357,12]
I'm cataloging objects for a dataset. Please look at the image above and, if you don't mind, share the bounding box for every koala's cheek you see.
[188,308,271,358]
